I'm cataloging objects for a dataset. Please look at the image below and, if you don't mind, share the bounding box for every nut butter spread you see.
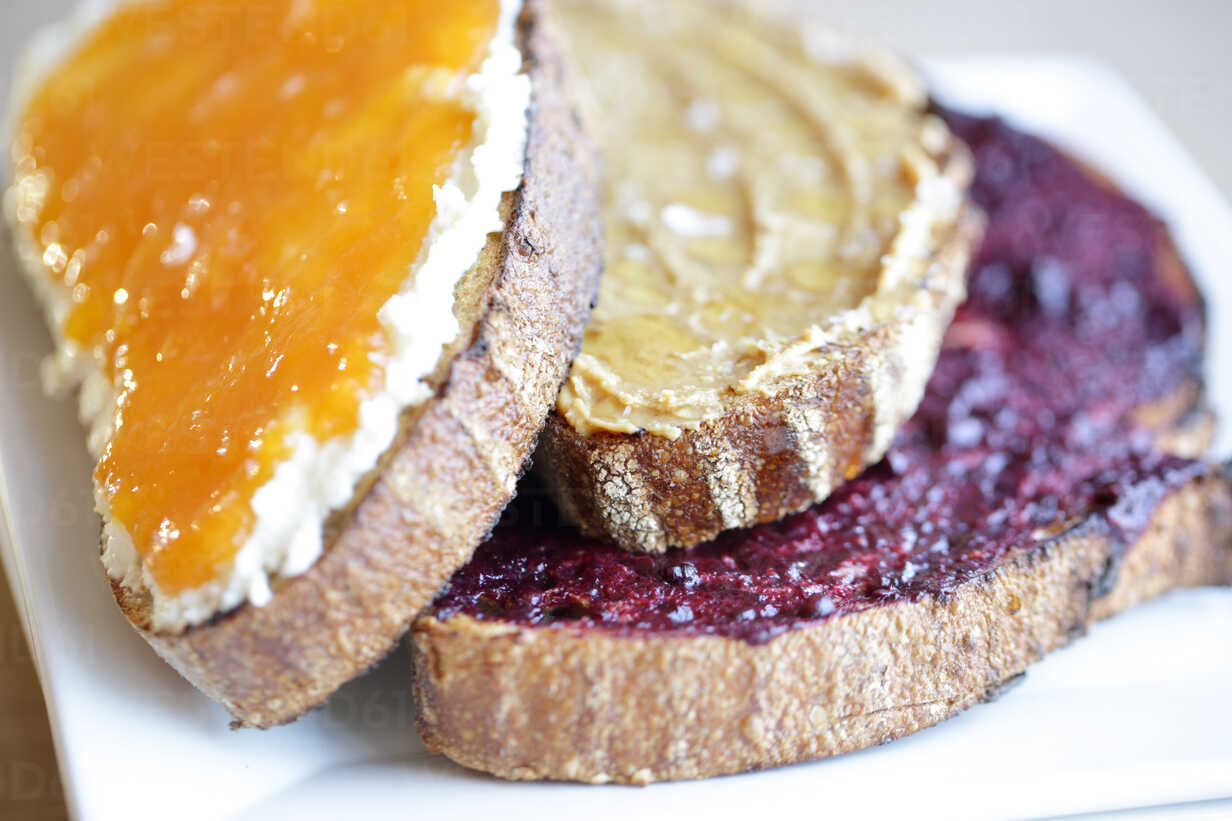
[6,0,521,625]
[553,0,963,438]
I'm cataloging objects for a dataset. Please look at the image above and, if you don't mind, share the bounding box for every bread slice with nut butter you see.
[535,0,981,553]
[3,0,601,727]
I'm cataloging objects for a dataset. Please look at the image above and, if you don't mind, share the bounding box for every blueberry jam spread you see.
[430,113,1209,643]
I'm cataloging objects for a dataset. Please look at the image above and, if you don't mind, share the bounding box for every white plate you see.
[2,57,1231,821]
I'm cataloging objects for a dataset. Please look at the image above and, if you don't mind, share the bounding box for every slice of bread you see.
[410,115,1228,782]
[7,2,602,728]
[416,475,1231,784]
[534,0,979,552]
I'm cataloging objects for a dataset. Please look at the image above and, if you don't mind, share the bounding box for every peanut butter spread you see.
[553,0,964,438]
[6,0,528,627]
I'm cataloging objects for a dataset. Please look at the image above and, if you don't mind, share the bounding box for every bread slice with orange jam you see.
[535,0,979,553]
[4,0,601,727]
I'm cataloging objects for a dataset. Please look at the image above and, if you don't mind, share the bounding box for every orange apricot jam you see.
[10,0,502,595]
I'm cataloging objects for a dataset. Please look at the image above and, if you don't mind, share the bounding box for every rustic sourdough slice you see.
[411,114,1231,782]
[5,0,601,727]
[535,0,979,552]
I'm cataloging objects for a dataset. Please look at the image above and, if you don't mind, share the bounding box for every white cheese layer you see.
[3,0,531,632]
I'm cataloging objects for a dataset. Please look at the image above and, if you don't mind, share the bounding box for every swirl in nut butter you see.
[554,0,963,438]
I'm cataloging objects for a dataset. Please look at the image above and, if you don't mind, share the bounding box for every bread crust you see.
[536,145,980,553]
[111,2,604,729]
[413,467,1232,784]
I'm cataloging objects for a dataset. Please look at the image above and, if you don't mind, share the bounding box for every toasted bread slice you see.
[417,475,1231,784]
[6,1,602,727]
[533,0,978,553]
[411,115,1228,782]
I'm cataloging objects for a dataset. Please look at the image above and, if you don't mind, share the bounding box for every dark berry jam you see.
[429,113,1209,644]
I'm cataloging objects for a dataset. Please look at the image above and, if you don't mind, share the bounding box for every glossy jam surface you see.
[432,114,1207,643]
[11,0,501,592]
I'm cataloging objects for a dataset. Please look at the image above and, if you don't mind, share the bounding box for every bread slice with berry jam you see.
[410,113,1229,783]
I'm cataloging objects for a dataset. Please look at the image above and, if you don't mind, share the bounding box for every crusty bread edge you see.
[112,1,604,729]
[412,466,1232,784]
[1130,233,1213,460]
[535,144,980,553]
